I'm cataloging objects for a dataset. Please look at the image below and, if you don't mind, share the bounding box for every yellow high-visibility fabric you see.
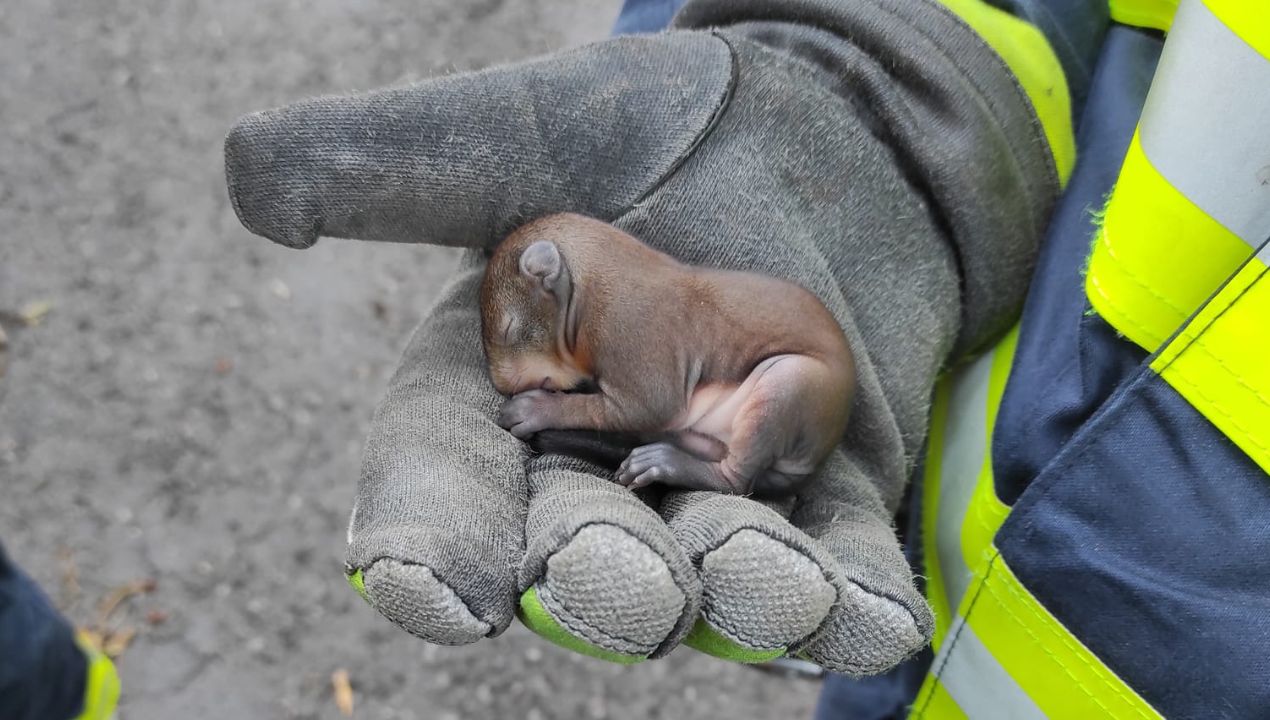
[933,0,1075,185]
[1086,132,1251,352]
[921,328,1016,650]
[914,1,1269,717]
[913,326,1161,719]
[1205,0,1270,60]
[1087,0,1270,473]
[1152,259,1270,474]
[1109,0,1179,31]
[912,556,1164,719]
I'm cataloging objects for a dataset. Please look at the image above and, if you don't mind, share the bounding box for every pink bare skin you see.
[479,213,855,496]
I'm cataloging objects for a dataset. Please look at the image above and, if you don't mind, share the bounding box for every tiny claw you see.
[628,472,656,489]
[508,422,538,440]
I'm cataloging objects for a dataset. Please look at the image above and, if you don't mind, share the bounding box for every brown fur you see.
[479,213,854,495]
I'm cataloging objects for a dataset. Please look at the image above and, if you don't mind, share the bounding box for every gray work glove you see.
[224,0,1056,673]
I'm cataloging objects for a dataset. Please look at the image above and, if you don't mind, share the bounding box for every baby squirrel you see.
[480,213,854,496]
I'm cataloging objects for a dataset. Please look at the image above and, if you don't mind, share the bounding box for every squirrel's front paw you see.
[498,390,555,439]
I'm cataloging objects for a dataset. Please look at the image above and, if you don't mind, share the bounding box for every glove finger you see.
[515,460,701,662]
[793,449,934,676]
[347,252,527,644]
[223,32,734,250]
[659,490,838,663]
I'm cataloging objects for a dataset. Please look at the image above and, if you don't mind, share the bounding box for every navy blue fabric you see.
[815,647,933,720]
[992,26,1162,505]
[612,0,685,35]
[985,0,1111,119]
[0,543,87,720]
[989,27,1270,718]
[996,343,1270,718]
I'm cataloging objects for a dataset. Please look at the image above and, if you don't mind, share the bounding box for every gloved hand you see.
[223,0,1056,673]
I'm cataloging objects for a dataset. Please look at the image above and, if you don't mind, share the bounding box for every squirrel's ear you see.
[519,240,568,297]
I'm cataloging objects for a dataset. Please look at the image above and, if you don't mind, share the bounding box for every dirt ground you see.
[0,1,822,718]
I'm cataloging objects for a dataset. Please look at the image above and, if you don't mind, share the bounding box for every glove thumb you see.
[224,32,733,249]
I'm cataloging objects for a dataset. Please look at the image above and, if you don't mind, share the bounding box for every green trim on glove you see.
[683,617,786,663]
[347,568,369,602]
[517,588,645,665]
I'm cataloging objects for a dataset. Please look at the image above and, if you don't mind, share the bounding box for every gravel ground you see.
[0,1,822,717]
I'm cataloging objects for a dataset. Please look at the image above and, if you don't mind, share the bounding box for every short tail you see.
[529,430,643,470]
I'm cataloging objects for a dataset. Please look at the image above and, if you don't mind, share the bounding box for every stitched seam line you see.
[535,584,657,654]
[527,519,693,657]
[993,572,1151,718]
[912,550,997,717]
[1153,266,1270,459]
[698,600,788,650]
[1087,268,1162,348]
[1163,369,1270,457]
[360,556,492,632]
[614,32,738,219]
[693,523,843,643]
[984,567,1145,719]
[1097,226,1193,316]
[1167,327,1270,409]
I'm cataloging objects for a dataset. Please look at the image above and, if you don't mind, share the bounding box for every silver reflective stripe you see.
[929,351,1043,719]
[1139,0,1270,257]
[936,349,993,616]
[933,617,1048,720]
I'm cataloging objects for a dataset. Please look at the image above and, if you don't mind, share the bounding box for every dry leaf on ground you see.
[96,577,157,627]
[332,668,354,717]
[102,626,137,658]
[17,300,53,326]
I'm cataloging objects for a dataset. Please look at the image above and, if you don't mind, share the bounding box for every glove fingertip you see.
[224,109,321,250]
[516,587,647,665]
[682,618,787,663]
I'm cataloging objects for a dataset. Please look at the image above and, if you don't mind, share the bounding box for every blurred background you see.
[0,1,820,718]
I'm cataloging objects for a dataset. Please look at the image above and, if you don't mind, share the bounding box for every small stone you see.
[269,278,292,300]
